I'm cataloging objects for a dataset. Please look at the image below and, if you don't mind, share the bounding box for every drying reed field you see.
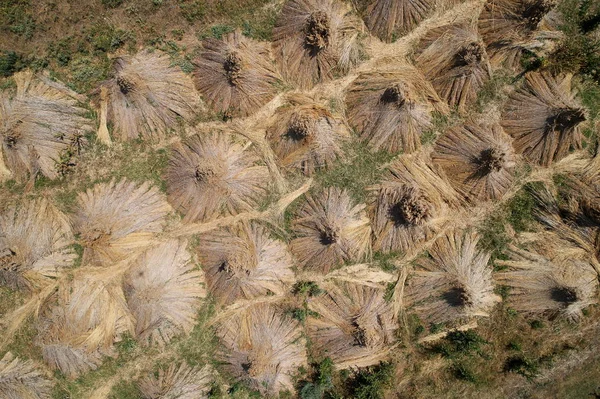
[1,0,600,397]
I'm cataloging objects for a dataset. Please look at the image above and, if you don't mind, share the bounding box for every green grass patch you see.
[315,141,395,203]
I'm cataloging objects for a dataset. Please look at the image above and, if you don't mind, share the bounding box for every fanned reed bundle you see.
[106,50,198,141]
[266,94,350,175]
[405,230,500,323]
[346,67,448,153]
[0,198,75,291]
[0,71,91,181]
[73,179,171,266]
[501,72,586,166]
[197,223,295,306]
[273,0,363,89]
[432,122,516,201]
[216,304,307,395]
[166,133,269,223]
[290,187,371,273]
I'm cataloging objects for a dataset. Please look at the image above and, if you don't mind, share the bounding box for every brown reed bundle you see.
[194,30,279,118]
[0,352,52,399]
[197,222,295,306]
[496,244,598,321]
[266,94,350,175]
[105,50,198,141]
[36,273,134,378]
[432,122,517,201]
[500,72,586,166]
[139,363,213,399]
[0,198,76,291]
[0,71,91,181]
[368,153,460,254]
[165,132,269,223]
[73,179,171,267]
[415,24,492,112]
[273,0,363,89]
[124,239,205,346]
[307,280,397,369]
[405,230,500,323]
[363,0,435,42]
[478,0,557,70]
[346,67,448,153]
[290,187,371,273]
[216,303,307,395]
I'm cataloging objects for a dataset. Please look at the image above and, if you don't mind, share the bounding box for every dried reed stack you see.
[501,72,586,166]
[0,352,52,399]
[0,198,76,291]
[197,223,295,306]
[73,179,171,266]
[415,24,492,112]
[363,0,434,42]
[139,363,213,399]
[216,303,307,395]
[266,94,350,175]
[272,0,363,89]
[496,245,598,321]
[478,0,557,70]
[405,230,500,323]
[194,30,279,118]
[166,132,269,223]
[290,187,371,273]
[0,71,91,181]
[346,67,448,153]
[307,281,396,369]
[124,239,205,346]
[369,153,460,254]
[532,184,600,267]
[105,51,197,141]
[432,122,516,201]
[37,274,134,378]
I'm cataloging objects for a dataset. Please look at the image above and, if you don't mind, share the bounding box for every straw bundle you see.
[124,239,205,346]
[307,281,396,369]
[478,0,557,70]
[405,230,500,323]
[496,245,598,321]
[0,198,75,291]
[363,0,434,42]
[197,223,295,306]
[106,51,198,141]
[139,363,213,399]
[501,72,586,166]
[432,122,516,201]
[166,133,269,223]
[369,153,460,254]
[346,67,448,153]
[37,274,134,377]
[194,30,279,118]
[73,179,171,267]
[0,71,91,181]
[266,94,350,175]
[0,352,52,399]
[290,187,371,273]
[415,24,492,112]
[217,303,307,395]
[532,184,600,266]
[272,0,363,89]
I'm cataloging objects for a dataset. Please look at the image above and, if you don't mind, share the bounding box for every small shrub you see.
[0,50,24,77]
[451,362,478,383]
[530,320,545,330]
[346,362,394,399]
[101,0,124,8]
[504,355,538,378]
[293,281,322,296]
